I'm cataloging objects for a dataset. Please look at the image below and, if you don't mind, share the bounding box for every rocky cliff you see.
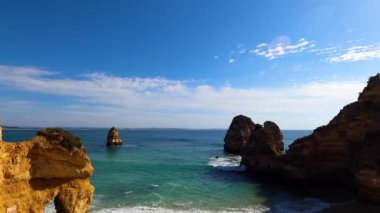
[225,74,380,203]
[0,129,94,212]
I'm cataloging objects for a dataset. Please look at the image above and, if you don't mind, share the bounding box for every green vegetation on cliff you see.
[37,128,82,150]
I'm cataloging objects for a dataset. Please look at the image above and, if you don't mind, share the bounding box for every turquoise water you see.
[4,129,348,212]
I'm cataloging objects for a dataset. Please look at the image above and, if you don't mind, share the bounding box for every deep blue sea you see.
[4,129,367,213]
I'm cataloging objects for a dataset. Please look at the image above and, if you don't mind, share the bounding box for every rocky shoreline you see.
[224,74,380,204]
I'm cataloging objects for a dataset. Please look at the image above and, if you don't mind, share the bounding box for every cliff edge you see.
[0,129,94,212]
[225,74,380,203]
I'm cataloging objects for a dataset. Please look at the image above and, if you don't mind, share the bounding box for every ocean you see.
[3,129,372,213]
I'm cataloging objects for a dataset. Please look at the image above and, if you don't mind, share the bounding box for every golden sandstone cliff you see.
[0,128,94,213]
[225,74,380,203]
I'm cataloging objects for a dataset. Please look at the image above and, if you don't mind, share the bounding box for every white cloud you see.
[0,65,367,129]
[327,44,380,63]
[228,58,235,63]
[252,38,314,60]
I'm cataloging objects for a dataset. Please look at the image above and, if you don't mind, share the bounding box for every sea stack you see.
[224,115,255,154]
[107,127,123,146]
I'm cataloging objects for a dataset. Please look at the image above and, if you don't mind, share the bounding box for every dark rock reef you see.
[225,74,380,203]
[0,128,94,212]
[107,126,123,146]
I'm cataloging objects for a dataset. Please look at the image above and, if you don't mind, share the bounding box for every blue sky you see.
[0,0,380,129]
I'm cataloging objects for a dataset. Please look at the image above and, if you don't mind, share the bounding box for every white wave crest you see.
[207,155,245,171]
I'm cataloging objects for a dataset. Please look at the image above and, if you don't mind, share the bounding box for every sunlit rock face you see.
[107,127,123,146]
[0,129,94,212]
[224,115,255,154]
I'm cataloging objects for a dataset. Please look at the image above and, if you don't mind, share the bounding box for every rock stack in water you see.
[223,74,380,204]
[107,127,123,146]
[224,115,255,154]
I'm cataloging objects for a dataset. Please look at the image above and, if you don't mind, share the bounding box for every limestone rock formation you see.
[264,121,284,152]
[229,74,380,203]
[284,74,380,184]
[241,121,284,172]
[0,129,94,212]
[224,115,255,154]
[107,127,123,146]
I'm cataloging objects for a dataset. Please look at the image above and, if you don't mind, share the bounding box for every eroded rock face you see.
[241,124,284,173]
[107,127,123,146]
[264,121,284,152]
[284,74,380,186]
[0,130,94,212]
[229,74,380,203]
[224,115,255,154]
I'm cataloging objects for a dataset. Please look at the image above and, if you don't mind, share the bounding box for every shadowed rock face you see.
[0,129,94,212]
[227,74,380,203]
[264,121,284,152]
[224,115,255,154]
[241,124,284,173]
[107,127,123,146]
[356,130,380,202]
[284,74,380,185]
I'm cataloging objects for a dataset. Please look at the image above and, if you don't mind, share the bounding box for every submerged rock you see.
[0,129,94,212]
[107,127,123,146]
[224,115,255,154]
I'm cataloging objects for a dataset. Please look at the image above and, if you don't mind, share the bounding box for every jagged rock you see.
[0,129,94,212]
[226,74,380,203]
[284,74,380,186]
[241,121,284,173]
[264,121,284,152]
[224,115,255,154]
[107,127,123,146]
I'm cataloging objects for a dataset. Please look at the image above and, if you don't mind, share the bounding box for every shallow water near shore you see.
[4,129,375,212]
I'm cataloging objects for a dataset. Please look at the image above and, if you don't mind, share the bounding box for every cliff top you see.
[36,128,82,150]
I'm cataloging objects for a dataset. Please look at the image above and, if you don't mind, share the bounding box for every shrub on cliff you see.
[37,128,82,150]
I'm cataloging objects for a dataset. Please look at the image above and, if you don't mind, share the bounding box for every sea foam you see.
[207,155,246,171]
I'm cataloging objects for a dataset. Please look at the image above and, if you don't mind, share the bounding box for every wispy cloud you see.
[251,38,314,60]
[0,65,366,129]
[228,58,235,63]
[327,44,380,63]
